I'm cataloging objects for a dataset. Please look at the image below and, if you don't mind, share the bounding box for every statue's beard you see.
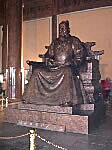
[59,32,69,38]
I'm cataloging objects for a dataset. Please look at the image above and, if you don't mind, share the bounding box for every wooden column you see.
[2,0,7,73]
[52,15,57,41]
[8,0,22,99]
[2,25,7,73]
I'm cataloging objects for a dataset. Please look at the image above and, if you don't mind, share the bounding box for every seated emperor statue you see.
[22,20,87,106]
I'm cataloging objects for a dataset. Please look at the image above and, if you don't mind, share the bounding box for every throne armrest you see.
[26,60,44,71]
[26,60,41,66]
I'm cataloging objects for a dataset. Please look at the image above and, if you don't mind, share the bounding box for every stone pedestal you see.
[3,100,106,134]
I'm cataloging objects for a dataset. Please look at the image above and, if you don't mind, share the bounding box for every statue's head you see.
[59,20,70,38]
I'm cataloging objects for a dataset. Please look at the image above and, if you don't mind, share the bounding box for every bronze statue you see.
[22,20,88,106]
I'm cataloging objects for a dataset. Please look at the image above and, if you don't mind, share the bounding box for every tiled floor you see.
[0,104,112,150]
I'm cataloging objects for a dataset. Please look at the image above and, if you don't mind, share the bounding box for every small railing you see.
[0,94,8,110]
[0,128,68,150]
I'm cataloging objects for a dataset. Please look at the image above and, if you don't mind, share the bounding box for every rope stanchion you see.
[30,129,37,150]
[0,133,29,140]
[37,134,68,150]
[1,99,4,108]
[0,128,68,150]
[0,97,8,110]
[6,97,8,107]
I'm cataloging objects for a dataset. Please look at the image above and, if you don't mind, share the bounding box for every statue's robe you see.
[23,66,84,105]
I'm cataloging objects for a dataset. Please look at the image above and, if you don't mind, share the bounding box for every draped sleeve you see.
[72,36,86,67]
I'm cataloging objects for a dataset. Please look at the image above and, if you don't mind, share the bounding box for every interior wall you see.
[58,7,112,80]
[23,18,51,69]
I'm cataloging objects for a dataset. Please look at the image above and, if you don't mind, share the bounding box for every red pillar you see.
[2,0,7,74]
[8,0,22,99]
[52,15,57,41]
[2,25,7,73]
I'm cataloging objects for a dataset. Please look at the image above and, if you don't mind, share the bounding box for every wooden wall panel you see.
[23,0,53,20]
[23,0,112,21]
[0,0,4,25]
[0,0,112,23]
[56,0,112,15]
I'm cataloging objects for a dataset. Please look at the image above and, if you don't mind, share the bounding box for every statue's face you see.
[59,23,69,37]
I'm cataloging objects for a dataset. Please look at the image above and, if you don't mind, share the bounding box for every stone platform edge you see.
[3,102,105,134]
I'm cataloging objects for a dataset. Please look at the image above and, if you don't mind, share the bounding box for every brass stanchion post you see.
[1,99,3,110]
[30,128,36,150]
[6,97,8,108]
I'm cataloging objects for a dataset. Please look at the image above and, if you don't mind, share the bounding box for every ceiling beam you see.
[0,0,4,25]
[0,0,112,24]
[23,0,112,21]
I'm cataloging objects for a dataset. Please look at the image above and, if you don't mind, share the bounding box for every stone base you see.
[3,101,106,134]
